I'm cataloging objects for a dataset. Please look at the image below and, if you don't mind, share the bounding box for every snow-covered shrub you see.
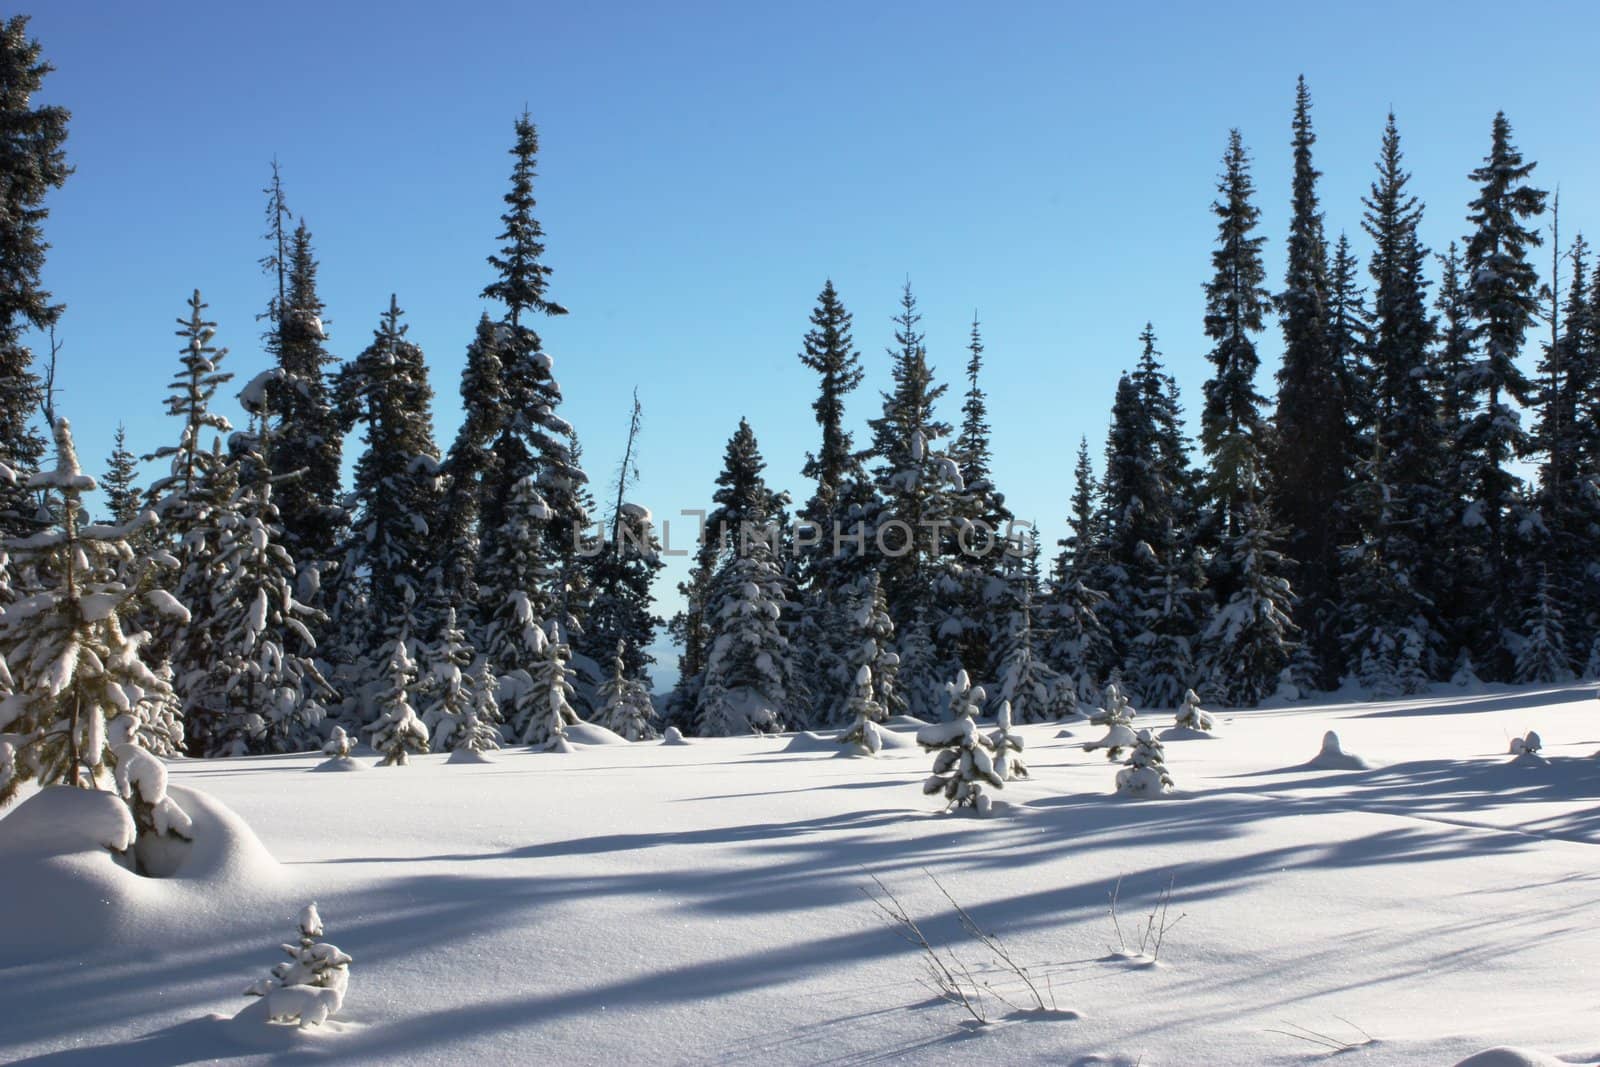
[1508,731,1542,756]
[241,903,352,1028]
[1173,688,1215,732]
[111,733,193,874]
[989,699,1028,780]
[1115,729,1173,796]
[365,638,429,766]
[917,670,1003,814]
[838,664,885,756]
[1085,682,1139,759]
[594,640,658,742]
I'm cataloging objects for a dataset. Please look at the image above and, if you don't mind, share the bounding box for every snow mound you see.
[311,756,367,773]
[447,747,496,765]
[1454,1048,1572,1067]
[0,784,284,960]
[783,730,842,753]
[1055,727,1076,738]
[661,726,689,745]
[566,722,629,746]
[1306,730,1370,770]
[1160,726,1219,741]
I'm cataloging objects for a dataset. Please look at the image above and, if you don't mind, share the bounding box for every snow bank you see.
[1454,1048,1572,1067]
[0,783,285,961]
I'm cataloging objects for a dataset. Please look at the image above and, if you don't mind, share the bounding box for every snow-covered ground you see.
[3,684,1599,1065]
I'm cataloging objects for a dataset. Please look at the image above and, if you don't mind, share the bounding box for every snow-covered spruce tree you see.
[480,475,556,672]
[991,555,1075,722]
[1429,242,1490,670]
[143,292,234,652]
[189,471,333,756]
[916,670,1003,814]
[1459,112,1547,680]
[263,218,346,579]
[421,608,501,754]
[594,639,658,742]
[365,635,429,766]
[664,561,713,732]
[948,313,1013,678]
[459,662,504,756]
[101,425,141,526]
[0,15,69,541]
[509,621,581,751]
[1043,437,1116,702]
[1530,228,1600,670]
[852,570,903,718]
[437,314,508,621]
[1085,680,1139,759]
[475,113,590,650]
[1340,114,1444,694]
[582,500,664,689]
[1115,729,1173,796]
[695,546,796,736]
[0,419,189,820]
[320,725,355,762]
[1203,501,1298,707]
[1129,519,1204,709]
[1515,568,1573,684]
[1174,688,1215,732]
[334,295,443,666]
[989,699,1028,781]
[678,418,794,732]
[894,606,943,721]
[794,280,876,721]
[241,902,352,1029]
[1104,345,1201,705]
[838,664,885,756]
[867,283,962,648]
[1197,132,1299,705]
[1269,77,1352,691]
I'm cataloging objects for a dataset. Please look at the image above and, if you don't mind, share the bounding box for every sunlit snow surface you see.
[2,683,1599,1065]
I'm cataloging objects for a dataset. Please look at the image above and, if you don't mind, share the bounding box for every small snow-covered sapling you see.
[1085,683,1139,760]
[1509,731,1543,757]
[917,670,1004,815]
[989,700,1029,781]
[322,726,354,760]
[1174,689,1215,732]
[839,664,885,756]
[366,641,430,766]
[242,903,352,1028]
[1115,729,1174,796]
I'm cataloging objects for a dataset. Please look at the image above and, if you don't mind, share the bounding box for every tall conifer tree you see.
[0,16,70,538]
[1459,112,1547,677]
[1271,78,1348,688]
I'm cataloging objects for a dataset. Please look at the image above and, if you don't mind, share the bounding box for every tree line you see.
[0,10,1591,803]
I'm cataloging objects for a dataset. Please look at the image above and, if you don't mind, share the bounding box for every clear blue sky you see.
[23,0,1600,675]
